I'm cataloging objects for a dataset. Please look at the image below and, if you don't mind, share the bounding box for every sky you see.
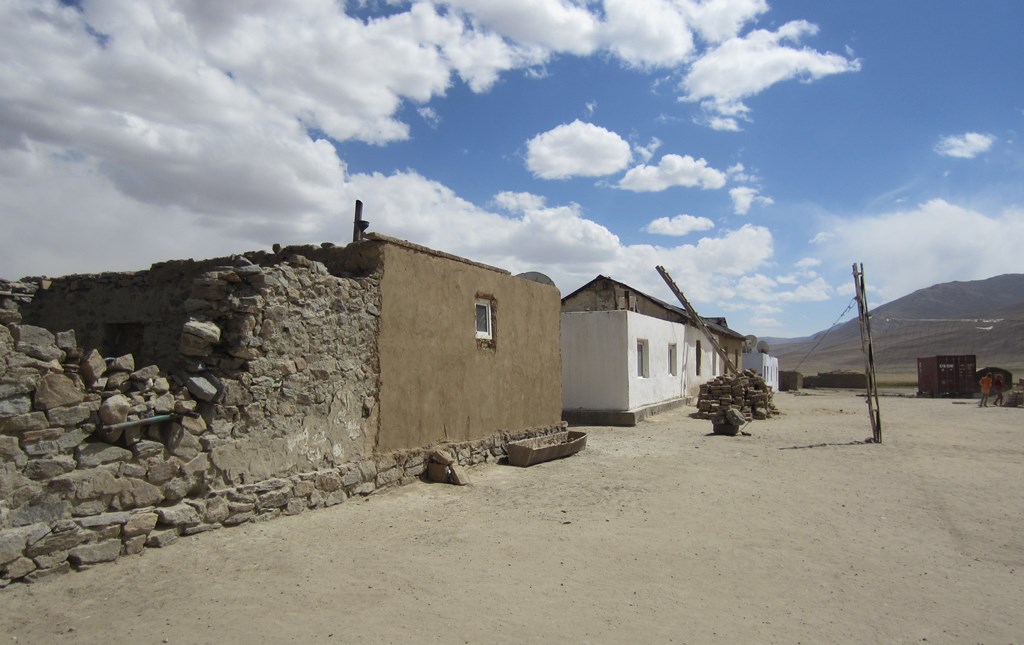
[1,0,1022,338]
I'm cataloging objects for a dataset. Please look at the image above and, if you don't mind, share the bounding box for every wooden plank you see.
[656,265,738,376]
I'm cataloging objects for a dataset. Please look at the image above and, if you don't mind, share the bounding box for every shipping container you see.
[917,355,977,397]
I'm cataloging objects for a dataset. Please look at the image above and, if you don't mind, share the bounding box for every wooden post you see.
[853,263,882,443]
[656,266,738,376]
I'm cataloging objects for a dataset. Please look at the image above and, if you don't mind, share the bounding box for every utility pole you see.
[853,263,882,443]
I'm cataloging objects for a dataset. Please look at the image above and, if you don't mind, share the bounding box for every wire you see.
[792,297,857,373]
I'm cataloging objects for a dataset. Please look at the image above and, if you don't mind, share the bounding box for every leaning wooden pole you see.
[656,266,738,376]
[852,263,882,443]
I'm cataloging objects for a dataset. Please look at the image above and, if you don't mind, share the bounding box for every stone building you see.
[560,275,745,426]
[0,234,563,584]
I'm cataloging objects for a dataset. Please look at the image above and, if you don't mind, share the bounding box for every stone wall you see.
[694,369,778,424]
[1,244,565,586]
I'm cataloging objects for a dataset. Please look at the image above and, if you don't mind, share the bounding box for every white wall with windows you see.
[624,311,687,410]
[563,310,727,412]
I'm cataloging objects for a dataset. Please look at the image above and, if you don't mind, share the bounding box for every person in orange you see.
[978,372,993,407]
[992,374,1005,407]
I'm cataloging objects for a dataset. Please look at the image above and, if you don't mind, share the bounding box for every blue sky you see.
[1,1,1022,337]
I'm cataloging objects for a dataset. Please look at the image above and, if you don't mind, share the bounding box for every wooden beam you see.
[656,265,738,376]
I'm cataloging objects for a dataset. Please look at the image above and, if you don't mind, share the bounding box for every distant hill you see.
[769,274,1024,378]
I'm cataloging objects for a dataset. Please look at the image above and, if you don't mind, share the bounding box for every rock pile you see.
[695,370,778,430]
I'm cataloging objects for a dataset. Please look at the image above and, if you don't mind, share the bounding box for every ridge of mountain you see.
[767,274,1024,376]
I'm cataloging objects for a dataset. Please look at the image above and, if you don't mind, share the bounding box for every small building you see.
[778,370,803,392]
[559,275,745,425]
[916,355,976,398]
[0,234,564,581]
[742,349,779,392]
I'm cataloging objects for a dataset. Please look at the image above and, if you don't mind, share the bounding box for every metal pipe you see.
[102,414,178,432]
[352,199,365,242]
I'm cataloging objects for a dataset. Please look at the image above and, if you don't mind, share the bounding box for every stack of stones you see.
[695,369,778,428]
[0,280,38,326]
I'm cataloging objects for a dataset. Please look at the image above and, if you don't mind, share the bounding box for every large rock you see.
[0,411,48,434]
[185,376,218,402]
[68,539,121,566]
[114,478,163,510]
[0,395,31,416]
[123,512,158,538]
[182,320,221,344]
[47,403,93,427]
[99,394,132,426]
[76,443,132,468]
[79,349,107,384]
[12,325,64,362]
[0,524,49,566]
[156,503,201,527]
[107,354,135,373]
[33,373,85,410]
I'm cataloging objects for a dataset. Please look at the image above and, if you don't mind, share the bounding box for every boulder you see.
[33,373,85,410]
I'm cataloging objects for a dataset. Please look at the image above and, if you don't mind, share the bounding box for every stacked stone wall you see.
[694,369,778,424]
[1,249,564,586]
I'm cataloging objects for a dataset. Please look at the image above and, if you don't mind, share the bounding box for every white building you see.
[742,349,779,393]
[561,276,746,425]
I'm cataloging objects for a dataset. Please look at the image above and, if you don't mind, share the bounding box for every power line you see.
[792,297,857,374]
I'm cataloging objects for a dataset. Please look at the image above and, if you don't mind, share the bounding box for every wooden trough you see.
[507,430,587,467]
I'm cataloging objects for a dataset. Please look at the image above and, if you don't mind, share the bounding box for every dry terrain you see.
[2,390,1022,644]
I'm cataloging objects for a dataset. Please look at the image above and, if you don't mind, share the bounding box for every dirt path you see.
[3,390,1022,644]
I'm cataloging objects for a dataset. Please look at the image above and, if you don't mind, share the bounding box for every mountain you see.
[768,274,1024,378]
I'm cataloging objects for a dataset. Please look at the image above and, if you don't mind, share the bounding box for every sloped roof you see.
[562,274,745,340]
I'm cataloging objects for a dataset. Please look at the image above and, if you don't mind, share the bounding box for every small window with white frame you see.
[475,299,493,340]
[668,343,677,376]
[637,339,650,378]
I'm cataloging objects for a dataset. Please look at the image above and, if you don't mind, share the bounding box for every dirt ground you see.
[3,390,1022,644]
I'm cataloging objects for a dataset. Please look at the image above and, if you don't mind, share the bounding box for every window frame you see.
[637,339,650,378]
[475,299,493,340]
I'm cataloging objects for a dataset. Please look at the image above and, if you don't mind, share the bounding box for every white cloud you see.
[418,107,441,128]
[730,186,774,214]
[684,0,768,43]
[525,120,633,179]
[439,0,602,56]
[634,137,663,163]
[645,214,715,236]
[619,154,727,191]
[934,132,996,159]
[601,0,695,67]
[682,20,861,128]
[0,0,867,337]
[815,199,1024,303]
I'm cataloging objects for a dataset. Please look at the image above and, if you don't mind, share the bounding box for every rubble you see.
[694,369,779,434]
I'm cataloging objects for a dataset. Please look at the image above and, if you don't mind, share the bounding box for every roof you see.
[562,274,746,340]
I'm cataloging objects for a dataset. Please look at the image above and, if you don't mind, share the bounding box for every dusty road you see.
[3,390,1022,644]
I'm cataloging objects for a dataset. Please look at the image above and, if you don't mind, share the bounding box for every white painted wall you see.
[561,311,629,410]
[562,310,731,411]
[742,352,779,391]
[625,311,688,410]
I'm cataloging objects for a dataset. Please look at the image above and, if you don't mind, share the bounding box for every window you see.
[668,344,677,376]
[475,299,493,340]
[695,340,702,376]
[637,339,650,378]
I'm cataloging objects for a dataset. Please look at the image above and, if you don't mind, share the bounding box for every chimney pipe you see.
[352,200,369,242]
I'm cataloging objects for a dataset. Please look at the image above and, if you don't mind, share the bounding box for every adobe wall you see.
[1,240,565,586]
[375,240,563,452]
